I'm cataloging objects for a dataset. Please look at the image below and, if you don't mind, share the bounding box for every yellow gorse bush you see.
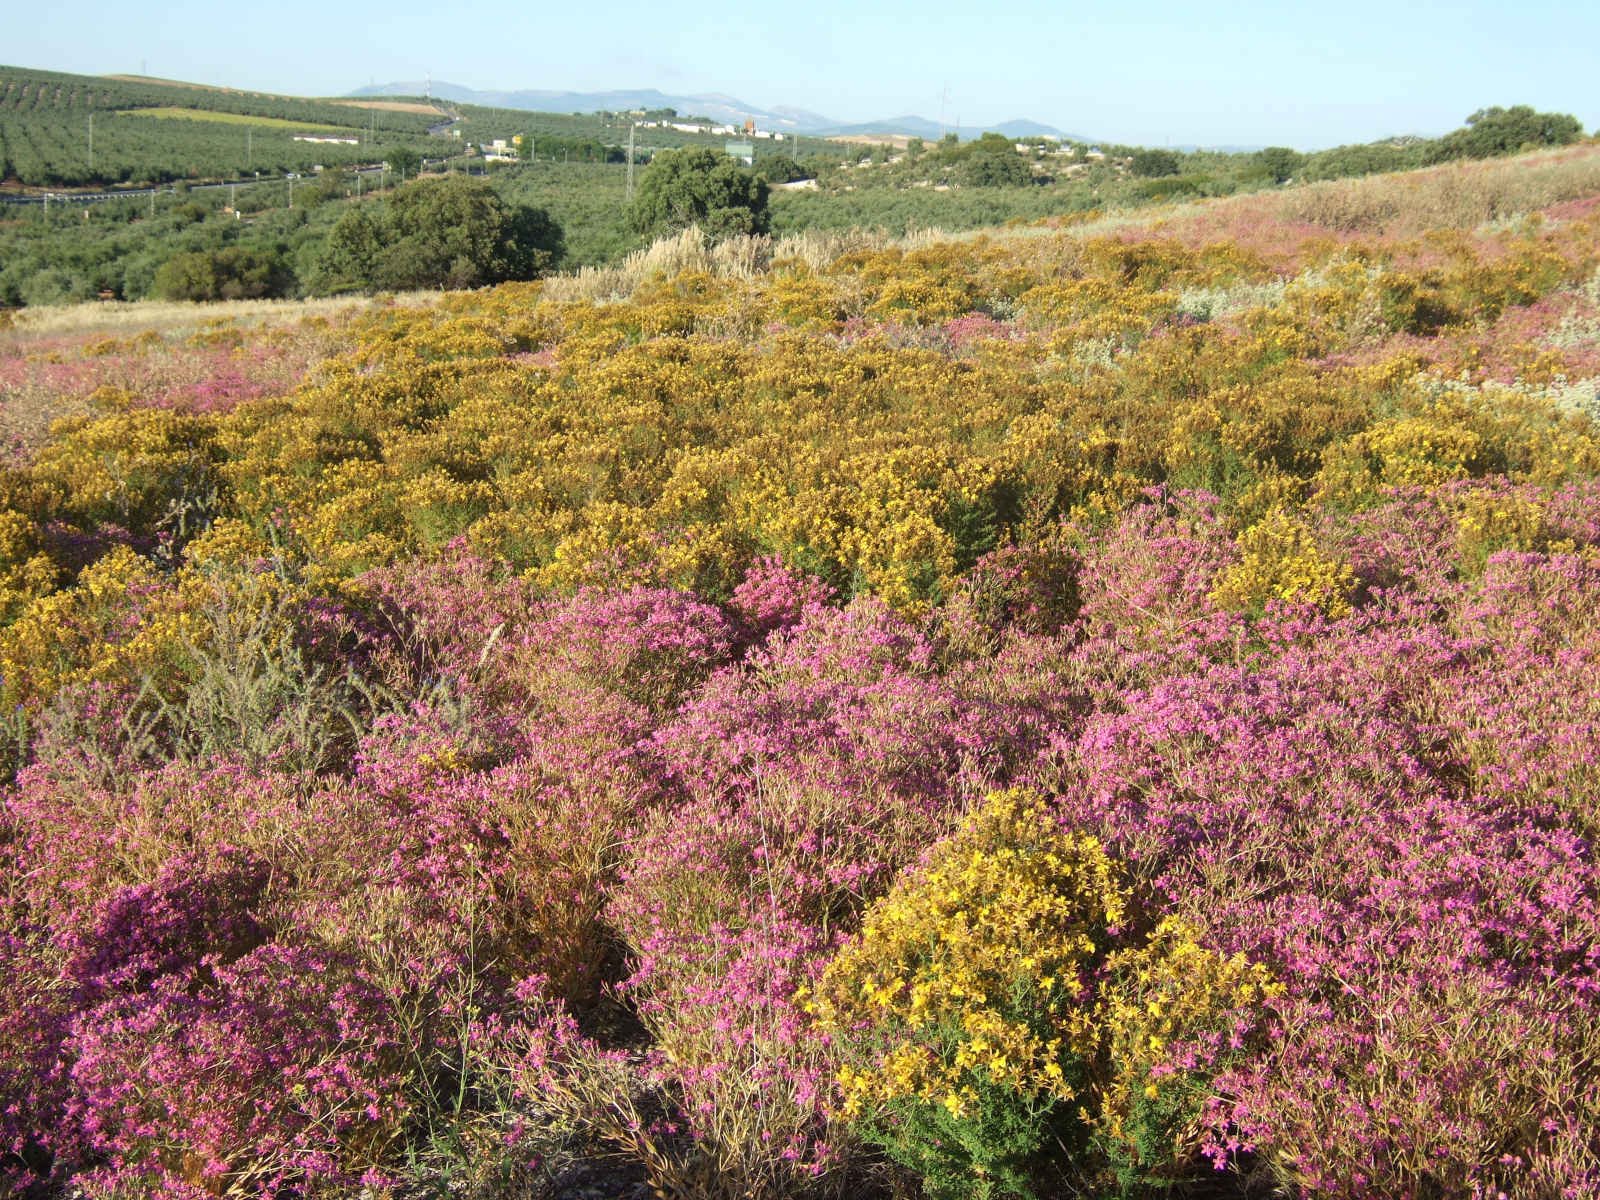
[31,405,220,531]
[1210,507,1356,617]
[808,790,1283,1195]
[0,545,190,711]
[810,789,1124,1121]
[1092,918,1283,1180]
[0,510,59,626]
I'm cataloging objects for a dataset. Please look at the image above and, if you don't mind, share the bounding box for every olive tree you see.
[630,146,770,241]
[314,174,562,294]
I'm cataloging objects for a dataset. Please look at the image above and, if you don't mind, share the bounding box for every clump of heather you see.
[64,943,403,1199]
[1025,535,1600,1195]
[728,555,837,642]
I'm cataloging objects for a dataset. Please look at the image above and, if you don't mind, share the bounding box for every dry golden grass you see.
[914,143,1600,258]
[539,227,894,303]
[0,292,434,341]
[1276,143,1600,235]
[827,132,917,150]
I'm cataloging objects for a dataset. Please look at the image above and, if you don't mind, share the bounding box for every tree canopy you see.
[960,133,1033,188]
[630,146,770,241]
[385,146,422,181]
[314,174,563,294]
[1129,149,1182,178]
[1426,106,1586,163]
[1254,146,1304,184]
[151,246,294,302]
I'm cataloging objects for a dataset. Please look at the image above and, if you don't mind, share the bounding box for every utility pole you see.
[287,173,294,208]
[87,113,93,176]
[626,122,636,200]
[246,128,252,169]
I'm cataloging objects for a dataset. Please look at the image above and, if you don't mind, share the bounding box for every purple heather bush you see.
[3,498,1600,1196]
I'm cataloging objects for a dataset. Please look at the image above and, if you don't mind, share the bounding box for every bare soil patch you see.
[330,99,449,116]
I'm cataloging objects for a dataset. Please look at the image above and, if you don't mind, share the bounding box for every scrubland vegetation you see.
[4,62,1590,312]
[3,141,1600,1199]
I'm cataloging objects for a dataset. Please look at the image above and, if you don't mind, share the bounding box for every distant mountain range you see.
[347,81,1090,142]
[823,115,1091,142]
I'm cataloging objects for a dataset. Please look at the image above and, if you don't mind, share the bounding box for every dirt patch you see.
[330,99,448,116]
[102,75,289,99]
[827,133,916,150]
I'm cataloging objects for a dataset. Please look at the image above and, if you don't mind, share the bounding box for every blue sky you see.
[8,0,1598,149]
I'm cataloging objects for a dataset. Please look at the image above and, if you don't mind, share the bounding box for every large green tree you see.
[152,246,293,302]
[1129,149,1182,178]
[1426,106,1585,163]
[960,134,1033,188]
[314,175,563,294]
[1254,146,1304,184]
[385,146,422,182]
[630,146,770,241]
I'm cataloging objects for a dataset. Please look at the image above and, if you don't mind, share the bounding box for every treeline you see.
[0,173,562,305]
[2,96,1590,308]
[516,134,626,164]
[827,106,1591,198]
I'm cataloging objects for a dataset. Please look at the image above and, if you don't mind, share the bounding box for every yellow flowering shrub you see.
[1247,257,1387,357]
[181,517,276,570]
[810,789,1124,1198]
[30,406,220,532]
[1020,278,1179,353]
[1090,918,1282,1191]
[1451,490,1576,573]
[0,546,192,712]
[1210,507,1355,618]
[763,268,849,331]
[1350,414,1488,488]
[0,510,60,626]
[810,792,1282,1198]
[1081,236,1269,291]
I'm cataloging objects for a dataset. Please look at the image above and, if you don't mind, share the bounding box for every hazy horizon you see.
[8,0,1598,151]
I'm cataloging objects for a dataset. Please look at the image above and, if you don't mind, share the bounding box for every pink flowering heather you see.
[63,943,404,1199]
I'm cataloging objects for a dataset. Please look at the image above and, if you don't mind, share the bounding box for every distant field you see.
[329,98,448,116]
[103,73,273,96]
[117,106,353,132]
